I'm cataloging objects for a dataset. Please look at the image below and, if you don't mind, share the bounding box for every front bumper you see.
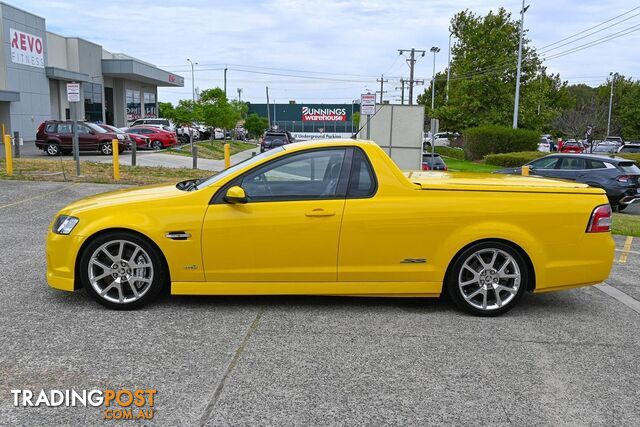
[46,232,86,292]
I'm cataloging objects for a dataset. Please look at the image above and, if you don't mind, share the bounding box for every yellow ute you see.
[46,139,615,316]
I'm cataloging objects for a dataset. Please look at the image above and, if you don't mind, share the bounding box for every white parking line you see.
[595,283,640,315]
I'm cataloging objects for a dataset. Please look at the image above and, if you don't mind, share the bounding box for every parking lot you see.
[1,180,639,425]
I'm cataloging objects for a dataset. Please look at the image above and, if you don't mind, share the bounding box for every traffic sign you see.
[67,82,80,102]
[361,93,376,115]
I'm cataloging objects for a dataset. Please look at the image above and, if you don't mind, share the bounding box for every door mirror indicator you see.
[225,186,247,204]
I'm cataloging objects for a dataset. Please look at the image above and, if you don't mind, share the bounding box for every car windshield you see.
[102,125,125,134]
[86,122,107,133]
[618,162,640,174]
[194,147,284,190]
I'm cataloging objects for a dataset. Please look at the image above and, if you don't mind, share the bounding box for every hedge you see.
[434,146,466,160]
[484,151,547,167]
[616,153,640,163]
[463,125,539,160]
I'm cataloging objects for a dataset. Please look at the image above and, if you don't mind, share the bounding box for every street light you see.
[446,33,452,103]
[512,0,530,128]
[186,58,198,103]
[430,46,440,110]
[607,72,617,137]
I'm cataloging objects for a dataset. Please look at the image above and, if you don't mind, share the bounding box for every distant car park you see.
[125,126,177,150]
[592,143,618,154]
[495,153,640,211]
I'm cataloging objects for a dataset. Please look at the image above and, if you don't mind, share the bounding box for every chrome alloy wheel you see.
[88,240,154,304]
[458,249,521,311]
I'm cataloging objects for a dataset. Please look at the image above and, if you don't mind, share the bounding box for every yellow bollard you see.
[521,165,530,176]
[4,134,13,176]
[224,143,231,168]
[112,139,120,181]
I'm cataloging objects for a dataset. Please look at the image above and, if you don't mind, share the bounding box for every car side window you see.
[45,123,57,133]
[587,160,606,169]
[57,124,72,134]
[240,149,347,202]
[559,158,586,170]
[530,157,558,169]
[78,124,91,134]
[347,148,377,198]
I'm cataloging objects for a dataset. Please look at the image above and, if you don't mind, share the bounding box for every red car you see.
[99,124,150,150]
[125,126,177,150]
[560,140,584,153]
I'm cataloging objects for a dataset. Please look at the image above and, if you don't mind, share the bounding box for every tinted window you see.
[559,158,587,170]
[348,149,376,197]
[45,123,57,133]
[587,160,606,169]
[529,157,558,169]
[620,146,640,153]
[618,162,640,174]
[241,149,346,201]
[58,123,72,134]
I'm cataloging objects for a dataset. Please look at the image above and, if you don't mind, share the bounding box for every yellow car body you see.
[46,139,615,314]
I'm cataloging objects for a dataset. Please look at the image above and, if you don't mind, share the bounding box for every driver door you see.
[201,148,349,283]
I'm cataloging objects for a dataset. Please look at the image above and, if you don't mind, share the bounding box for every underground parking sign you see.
[67,83,80,103]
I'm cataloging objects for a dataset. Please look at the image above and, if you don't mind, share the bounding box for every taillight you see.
[617,175,630,183]
[422,163,430,171]
[586,204,612,233]
[443,165,448,171]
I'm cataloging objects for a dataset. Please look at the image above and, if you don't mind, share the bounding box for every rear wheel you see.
[79,232,167,310]
[100,143,113,155]
[151,140,163,150]
[46,143,60,156]
[617,204,628,212]
[447,241,528,316]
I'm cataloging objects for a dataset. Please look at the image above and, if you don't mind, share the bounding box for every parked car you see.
[36,121,125,156]
[423,132,460,149]
[46,139,614,316]
[96,124,135,149]
[130,118,175,133]
[537,138,551,152]
[421,153,448,170]
[176,126,201,144]
[605,136,624,145]
[618,143,640,154]
[494,154,640,211]
[592,143,618,154]
[260,130,292,153]
[560,140,584,153]
[97,124,149,150]
[125,126,177,150]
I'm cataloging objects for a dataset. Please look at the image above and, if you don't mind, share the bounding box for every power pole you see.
[607,72,617,137]
[266,86,271,128]
[223,65,228,96]
[398,78,406,105]
[186,59,197,103]
[398,48,426,105]
[237,88,243,102]
[446,33,452,103]
[430,46,440,110]
[513,0,529,128]
[377,74,389,104]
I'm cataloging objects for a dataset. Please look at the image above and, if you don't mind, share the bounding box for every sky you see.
[17,0,640,105]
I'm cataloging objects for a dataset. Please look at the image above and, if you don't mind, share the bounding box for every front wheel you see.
[446,242,528,316]
[46,143,61,156]
[79,232,167,310]
[100,143,113,155]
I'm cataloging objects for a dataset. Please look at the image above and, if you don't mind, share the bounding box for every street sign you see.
[66,82,80,102]
[361,93,376,115]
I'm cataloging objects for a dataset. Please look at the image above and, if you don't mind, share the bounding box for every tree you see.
[352,112,360,131]
[244,113,269,139]
[171,99,200,126]
[418,8,566,132]
[158,102,174,120]
[199,88,239,131]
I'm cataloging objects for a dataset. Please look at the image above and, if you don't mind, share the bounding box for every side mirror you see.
[225,186,247,204]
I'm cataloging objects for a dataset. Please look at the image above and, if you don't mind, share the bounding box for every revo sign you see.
[10,28,45,68]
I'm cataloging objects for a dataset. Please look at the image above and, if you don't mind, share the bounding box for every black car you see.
[422,153,448,171]
[495,154,640,211]
[260,131,292,153]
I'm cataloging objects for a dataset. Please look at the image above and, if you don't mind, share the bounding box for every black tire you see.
[617,204,628,212]
[45,143,60,156]
[79,232,168,310]
[100,143,113,155]
[151,140,163,150]
[446,241,529,317]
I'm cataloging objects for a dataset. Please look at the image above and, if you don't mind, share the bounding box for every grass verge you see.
[166,140,255,160]
[442,157,501,173]
[612,213,640,237]
[0,159,212,185]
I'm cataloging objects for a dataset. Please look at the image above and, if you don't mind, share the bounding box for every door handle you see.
[305,208,335,217]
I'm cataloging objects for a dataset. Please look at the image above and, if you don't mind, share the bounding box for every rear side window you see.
[58,123,72,134]
[347,149,376,198]
[587,160,606,169]
[45,123,57,133]
[618,162,640,174]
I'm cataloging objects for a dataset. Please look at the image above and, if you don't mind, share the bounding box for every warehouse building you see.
[0,2,184,141]
[248,102,361,139]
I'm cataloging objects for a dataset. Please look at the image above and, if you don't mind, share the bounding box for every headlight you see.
[53,215,79,235]
[117,134,125,140]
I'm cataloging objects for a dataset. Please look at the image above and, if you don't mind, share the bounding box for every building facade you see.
[0,2,183,141]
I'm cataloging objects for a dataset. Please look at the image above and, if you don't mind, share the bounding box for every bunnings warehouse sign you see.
[301,107,346,122]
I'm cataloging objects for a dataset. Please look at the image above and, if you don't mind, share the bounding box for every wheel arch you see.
[443,238,536,292]
[74,227,171,290]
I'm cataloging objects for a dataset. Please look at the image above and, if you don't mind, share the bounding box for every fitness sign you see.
[10,28,45,68]
[301,106,347,122]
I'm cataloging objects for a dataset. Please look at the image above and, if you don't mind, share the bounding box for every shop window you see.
[84,83,103,122]
[126,89,141,123]
[144,92,157,118]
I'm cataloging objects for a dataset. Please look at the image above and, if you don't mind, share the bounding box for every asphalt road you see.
[1,181,639,425]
